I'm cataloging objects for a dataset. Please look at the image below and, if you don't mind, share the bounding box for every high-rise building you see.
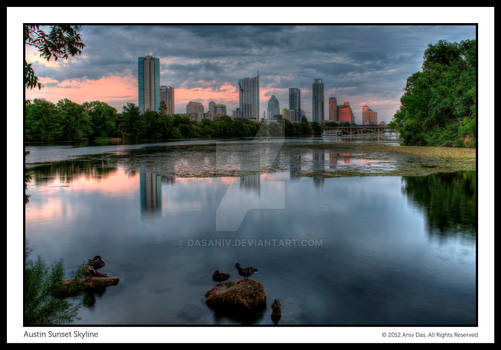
[232,108,241,119]
[329,97,338,122]
[362,105,378,125]
[186,101,204,121]
[160,85,175,115]
[289,88,301,122]
[208,101,216,119]
[282,108,295,121]
[138,56,160,114]
[338,102,355,124]
[312,79,324,123]
[140,169,162,216]
[267,95,280,121]
[238,73,260,120]
[215,104,227,117]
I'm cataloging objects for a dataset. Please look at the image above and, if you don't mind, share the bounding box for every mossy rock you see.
[205,279,266,313]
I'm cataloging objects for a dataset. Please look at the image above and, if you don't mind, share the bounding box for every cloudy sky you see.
[26,25,475,123]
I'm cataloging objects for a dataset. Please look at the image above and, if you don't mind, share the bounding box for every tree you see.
[391,39,476,147]
[25,99,63,142]
[24,25,85,89]
[118,103,143,141]
[311,122,323,136]
[160,100,167,115]
[82,101,118,139]
[24,251,80,325]
[57,99,91,141]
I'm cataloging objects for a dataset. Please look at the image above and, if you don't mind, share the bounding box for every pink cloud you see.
[26,75,138,110]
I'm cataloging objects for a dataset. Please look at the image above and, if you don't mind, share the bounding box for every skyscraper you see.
[160,85,175,115]
[186,101,204,121]
[140,169,162,216]
[329,97,338,122]
[338,102,355,124]
[267,95,279,120]
[238,73,260,120]
[215,104,227,116]
[289,88,301,122]
[138,56,160,114]
[209,101,216,119]
[312,79,324,123]
[362,105,378,125]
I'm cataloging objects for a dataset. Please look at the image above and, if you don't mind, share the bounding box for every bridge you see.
[322,124,398,138]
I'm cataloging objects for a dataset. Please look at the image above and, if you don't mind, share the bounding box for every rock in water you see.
[205,278,266,313]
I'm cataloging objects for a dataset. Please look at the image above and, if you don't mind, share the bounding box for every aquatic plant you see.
[24,250,81,325]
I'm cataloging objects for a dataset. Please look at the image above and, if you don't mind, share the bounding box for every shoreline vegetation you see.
[25,141,476,178]
[388,40,476,147]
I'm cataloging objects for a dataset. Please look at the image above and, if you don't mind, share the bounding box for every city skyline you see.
[25,25,475,123]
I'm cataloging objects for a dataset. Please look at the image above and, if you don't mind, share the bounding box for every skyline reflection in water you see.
[25,146,476,325]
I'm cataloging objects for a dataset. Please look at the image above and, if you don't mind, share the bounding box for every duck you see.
[235,262,258,280]
[87,255,108,277]
[212,270,231,283]
[271,299,282,325]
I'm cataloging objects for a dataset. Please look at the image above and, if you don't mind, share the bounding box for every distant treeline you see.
[389,39,476,147]
[25,99,319,144]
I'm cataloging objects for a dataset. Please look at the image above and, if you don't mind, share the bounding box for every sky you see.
[25,25,475,123]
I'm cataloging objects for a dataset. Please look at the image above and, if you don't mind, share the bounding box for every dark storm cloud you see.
[29,25,475,121]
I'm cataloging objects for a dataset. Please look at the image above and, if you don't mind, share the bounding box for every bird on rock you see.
[271,299,282,325]
[235,262,258,280]
[212,270,231,283]
[87,255,108,277]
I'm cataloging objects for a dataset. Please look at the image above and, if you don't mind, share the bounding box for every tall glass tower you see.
[289,88,301,122]
[160,85,174,115]
[267,95,280,120]
[238,73,260,120]
[138,56,160,114]
[312,79,324,123]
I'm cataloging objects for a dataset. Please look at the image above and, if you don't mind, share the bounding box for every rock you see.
[205,279,266,313]
[55,277,120,298]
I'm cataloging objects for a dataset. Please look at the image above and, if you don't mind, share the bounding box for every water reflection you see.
[289,153,302,179]
[25,144,476,325]
[140,170,162,216]
[402,171,476,242]
[312,150,325,188]
[29,159,118,185]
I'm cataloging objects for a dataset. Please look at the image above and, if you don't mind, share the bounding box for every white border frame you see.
[7,7,495,343]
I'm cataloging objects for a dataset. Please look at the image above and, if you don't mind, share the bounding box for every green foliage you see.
[391,40,476,147]
[57,99,91,141]
[24,25,85,89]
[24,150,32,203]
[402,171,476,238]
[82,101,118,139]
[25,99,317,143]
[311,122,323,136]
[24,251,80,325]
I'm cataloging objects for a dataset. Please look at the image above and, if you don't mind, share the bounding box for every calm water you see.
[25,139,476,325]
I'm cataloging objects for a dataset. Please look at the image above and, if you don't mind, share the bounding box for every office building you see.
[186,101,204,121]
[138,56,160,114]
[312,79,324,123]
[215,104,227,117]
[238,73,260,120]
[362,105,378,125]
[282,108,295,121]
[289,88,301,122]
[338,102,355,124]
[329,97,338,122]
[208,101,216,119]
[160,85,175,115]
[267,95,280,121]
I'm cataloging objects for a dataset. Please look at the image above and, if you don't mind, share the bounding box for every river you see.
[25,138,476,325]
